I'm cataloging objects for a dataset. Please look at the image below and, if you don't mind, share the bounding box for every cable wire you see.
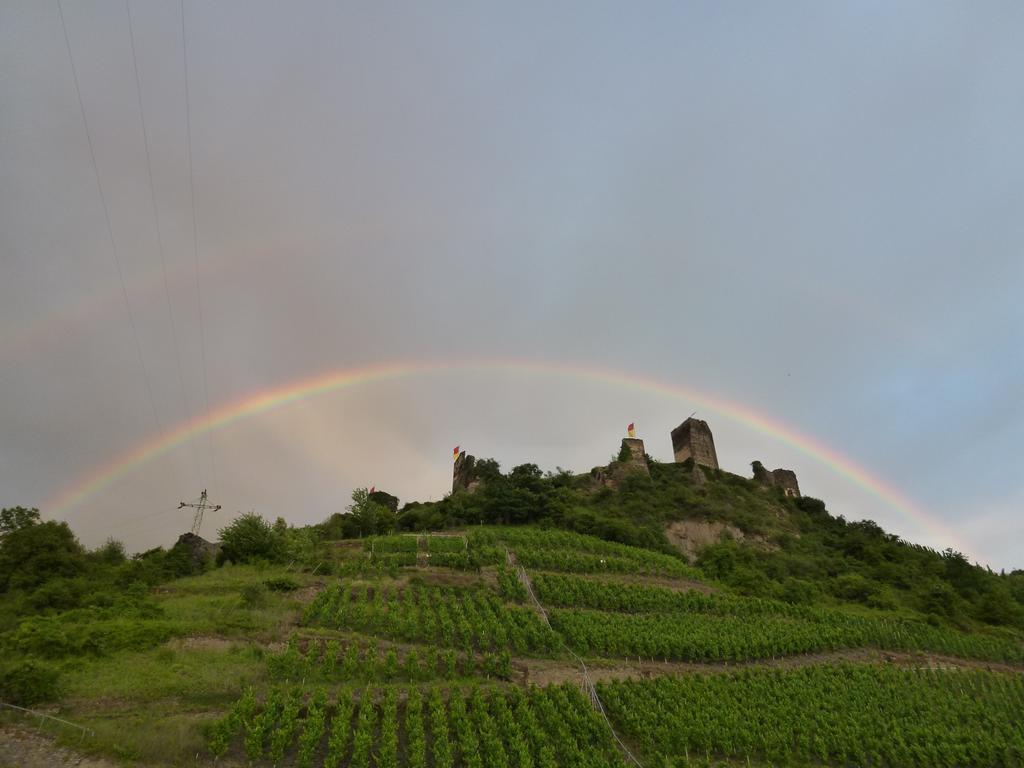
[58,0,165,441]
[126,0,203,489]
[180,0,219,496]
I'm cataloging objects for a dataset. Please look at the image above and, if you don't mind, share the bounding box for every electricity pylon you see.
[178,489,221,537]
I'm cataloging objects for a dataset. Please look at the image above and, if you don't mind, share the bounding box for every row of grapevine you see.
[497,564,529,602]
[550,605,1024,663]
[364,535,419,553]
[468,527,699,578]
[428,536,469,553]
[370,551,493,570]
[599,664,1024,767]
[370,552,419,567]
[421,551,480,570]
[363,534,469,553]
[303,582,559,654]
[530,572,812,618]
[268,635,513,681]
[552,606,1024,667]
[208,684,628,767]
[534,572,1024,662]
[513,548,696,579]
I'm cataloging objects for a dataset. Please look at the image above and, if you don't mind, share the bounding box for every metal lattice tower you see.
[178,489,221,536]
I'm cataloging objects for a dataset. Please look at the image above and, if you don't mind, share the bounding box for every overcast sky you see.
[2,1,1021,568]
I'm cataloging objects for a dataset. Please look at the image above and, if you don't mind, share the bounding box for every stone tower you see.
[618,437,650,475]
[671,417,719,469]
[452,451,482,494]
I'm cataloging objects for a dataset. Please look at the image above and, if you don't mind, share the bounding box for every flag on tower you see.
[370,486,375,494]
[627,423,636,438]
[453,446,460,462]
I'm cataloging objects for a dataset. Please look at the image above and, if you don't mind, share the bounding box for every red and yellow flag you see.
[627,423,636,438]
[453,446,460,462]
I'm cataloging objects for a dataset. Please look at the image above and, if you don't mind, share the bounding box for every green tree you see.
[0,519,84,591]
[346,488,394,536]
[218,512,285,563]
[94,537,127,565]
[0,506,40,535]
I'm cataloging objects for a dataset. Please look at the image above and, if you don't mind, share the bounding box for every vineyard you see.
[532,572,1024,663]
[207,683,626,768]
[469,528,702,578]
[267,636,514,682]
[302,580,559,654]
[199,526,1024,766]
[599,664,1024,767]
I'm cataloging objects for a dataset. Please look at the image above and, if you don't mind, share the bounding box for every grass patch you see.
[154,564,314,640]
[54,703,215,765]
[60,644,267,705]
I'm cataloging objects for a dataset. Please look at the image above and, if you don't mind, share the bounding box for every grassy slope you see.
[44,565,316,763]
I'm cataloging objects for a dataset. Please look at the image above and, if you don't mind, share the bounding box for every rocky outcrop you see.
[174,532,220,569]
[453,452,482,494]
[665,519,777,562]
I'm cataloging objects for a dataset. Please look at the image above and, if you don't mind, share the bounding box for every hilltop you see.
[1,451,1023,766]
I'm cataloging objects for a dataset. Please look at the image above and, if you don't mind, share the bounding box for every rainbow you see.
[45,358,962,550]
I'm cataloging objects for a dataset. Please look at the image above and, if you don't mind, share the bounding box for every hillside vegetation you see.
[0,460,1022,766]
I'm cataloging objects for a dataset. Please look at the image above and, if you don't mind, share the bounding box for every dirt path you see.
[0,725,117,768]
[521,648,1024,686]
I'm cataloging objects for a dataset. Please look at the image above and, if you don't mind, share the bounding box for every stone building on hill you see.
[452,451,483,494]
[769,468,801,497]
[752,460,801,497]
[671,417,719,470]
[618,437,650,475]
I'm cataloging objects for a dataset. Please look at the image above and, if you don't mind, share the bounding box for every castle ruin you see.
[769,468,801,497]
[452,451,482,494]
[451,415,801,499]
[752,460,801,497]
[671,417,719,470]
[618,437,650,475]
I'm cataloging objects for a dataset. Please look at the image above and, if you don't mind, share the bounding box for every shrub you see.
[0,660,60,705]
[218,513,286,564]
[264,577,300,592]
[241,583,268,608]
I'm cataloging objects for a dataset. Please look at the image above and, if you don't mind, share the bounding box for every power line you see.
[125,0,203,489]
[180,0,219,497]
[58,0,165,441]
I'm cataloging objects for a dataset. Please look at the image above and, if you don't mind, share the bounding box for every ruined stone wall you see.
[770,468,801,497]
[752,461,801,497]
[671,418,719,469]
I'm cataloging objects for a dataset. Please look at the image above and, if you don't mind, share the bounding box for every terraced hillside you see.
[191,528,1023,767]
[2,518,1022,767]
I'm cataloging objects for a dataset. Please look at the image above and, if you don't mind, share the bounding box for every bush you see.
[779,578,821,605]
[218,513,285,564]
[264,577,299,592]
[0,660,60,705]
[241,583,268,608]
[830,573,878,604]
[11,615,175,657]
